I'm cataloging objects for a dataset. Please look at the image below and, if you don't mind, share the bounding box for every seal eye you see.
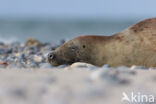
[83,45,86,48]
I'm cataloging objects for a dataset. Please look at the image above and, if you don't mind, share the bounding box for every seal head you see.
[48,36,95,66]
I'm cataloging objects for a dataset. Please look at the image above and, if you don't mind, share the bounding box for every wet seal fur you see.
[48,18,156,67]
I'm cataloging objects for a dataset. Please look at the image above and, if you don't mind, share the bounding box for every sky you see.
[0,0,156,20]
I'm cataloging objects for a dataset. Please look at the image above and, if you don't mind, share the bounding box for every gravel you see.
[0,38,65,69]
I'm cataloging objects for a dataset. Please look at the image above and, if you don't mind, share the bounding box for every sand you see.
[0,62,155,104]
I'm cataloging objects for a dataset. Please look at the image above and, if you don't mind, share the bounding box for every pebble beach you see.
[0,38,65,69]
[0,38,156,104]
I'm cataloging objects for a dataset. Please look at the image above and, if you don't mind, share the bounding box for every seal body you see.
[48,18,156,67]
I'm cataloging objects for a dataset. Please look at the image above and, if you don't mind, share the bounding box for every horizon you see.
[0,0,155,20]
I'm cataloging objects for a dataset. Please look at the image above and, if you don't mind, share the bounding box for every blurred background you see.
[0,0,156,43]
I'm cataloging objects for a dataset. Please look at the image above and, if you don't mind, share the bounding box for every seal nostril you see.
[48,53,56,60]
[49,54,53,58]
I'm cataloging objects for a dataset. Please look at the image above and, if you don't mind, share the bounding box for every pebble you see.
[25,46,40,55]
[90,68,131,85]
[57,65,67,69]
[130,65,148,70]
[25,38,44,47]
[70,62,97,70]
[39,63,53,69]
[28,62,39,68]
[33,55,43,63]
[8,87,27,99]
[102,64,111,68]
[7,63,26,69]
[0,61,8,68]
[149,67,156,70]
[117,65,129,70]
